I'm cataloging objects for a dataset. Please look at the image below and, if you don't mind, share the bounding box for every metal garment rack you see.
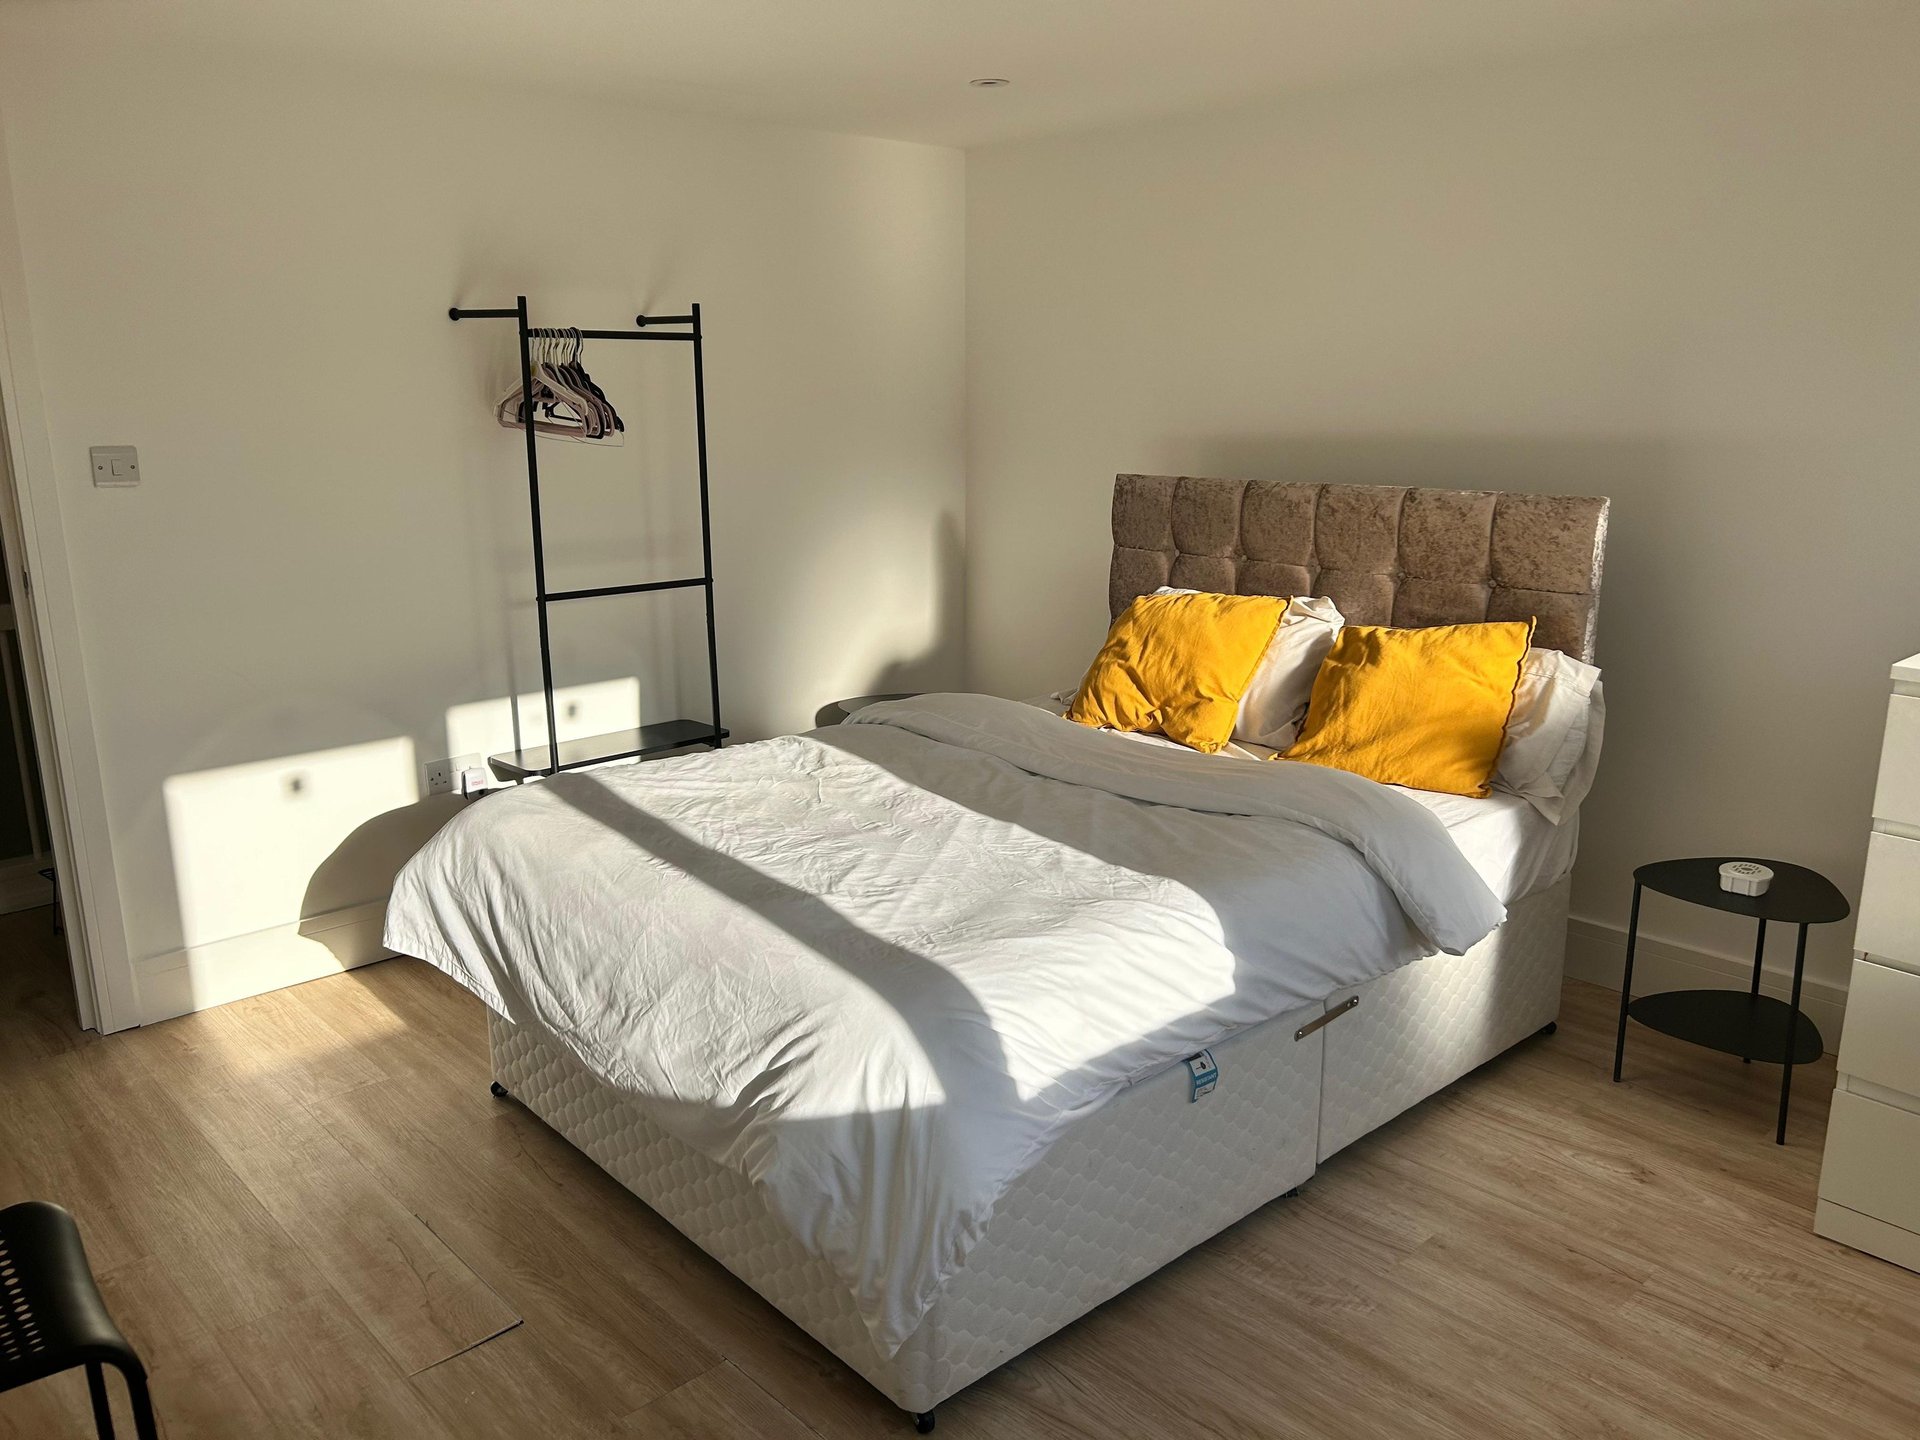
[449,296,726,779]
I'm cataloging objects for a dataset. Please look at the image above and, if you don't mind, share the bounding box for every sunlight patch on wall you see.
[445,677,641,762]
[163,737,417,949]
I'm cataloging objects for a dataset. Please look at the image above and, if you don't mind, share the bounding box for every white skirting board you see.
[1565,914,1848,1051]
[132,899,392,1026]
[1815,1198,1920,1273]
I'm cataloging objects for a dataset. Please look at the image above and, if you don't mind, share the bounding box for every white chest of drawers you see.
[1815,650,1920,1272]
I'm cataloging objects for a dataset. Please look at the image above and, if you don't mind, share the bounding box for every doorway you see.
[0,543,54,913]
[0,397,82,1034]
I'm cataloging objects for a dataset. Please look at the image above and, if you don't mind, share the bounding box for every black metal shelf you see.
[1627,990,1823,1066]
[449,296,723,778]
[487,721,730,782]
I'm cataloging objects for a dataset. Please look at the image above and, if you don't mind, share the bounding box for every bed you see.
[385,475,1609,1430]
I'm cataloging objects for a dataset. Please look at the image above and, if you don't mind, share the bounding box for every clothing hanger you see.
[545,330,621,440]
[500,332,591,437]
[497,330,625,444]
[546,331,605,437]
[555,330,624,437]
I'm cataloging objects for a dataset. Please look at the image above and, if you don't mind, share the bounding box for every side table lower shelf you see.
[1627,990,1823,1066]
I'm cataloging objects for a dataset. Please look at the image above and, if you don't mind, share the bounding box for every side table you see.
[1612,857,1850,1144]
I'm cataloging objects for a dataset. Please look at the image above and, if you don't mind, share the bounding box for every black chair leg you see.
[86,1361,117,1440]
[121,1363,159,1440]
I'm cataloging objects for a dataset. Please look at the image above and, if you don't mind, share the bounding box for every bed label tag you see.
[1185,1050,1218,1102]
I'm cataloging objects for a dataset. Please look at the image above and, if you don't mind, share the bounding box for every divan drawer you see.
[1873,694,1920,827]
[1819,1089,1920,1233]
[1836,959,1920,1095]
[1856,831,1920,971]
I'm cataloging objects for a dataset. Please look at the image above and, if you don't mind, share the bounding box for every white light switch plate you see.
[89,445,141,487]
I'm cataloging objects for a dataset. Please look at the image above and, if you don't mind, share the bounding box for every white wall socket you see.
[422,758,456,796]
[422,754,481,797]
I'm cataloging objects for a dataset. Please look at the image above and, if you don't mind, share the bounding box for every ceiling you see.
[11,0,1838,147]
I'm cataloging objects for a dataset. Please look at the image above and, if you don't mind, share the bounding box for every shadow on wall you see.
[298,794,462,965]
[162,737,424,954]
[842,509,967,713]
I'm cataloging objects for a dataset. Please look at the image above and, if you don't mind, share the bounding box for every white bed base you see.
[488,874,1569,1421]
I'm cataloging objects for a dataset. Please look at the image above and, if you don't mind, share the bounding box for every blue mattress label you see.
[1185,1049,1218,1102]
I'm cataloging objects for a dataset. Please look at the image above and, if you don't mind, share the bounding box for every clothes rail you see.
[450,309,699,341]
[447,295,725,780]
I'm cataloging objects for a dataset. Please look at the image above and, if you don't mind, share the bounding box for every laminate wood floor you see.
[2,908,1915,1438]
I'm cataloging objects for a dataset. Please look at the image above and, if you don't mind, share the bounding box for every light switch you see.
[89,446,141,487]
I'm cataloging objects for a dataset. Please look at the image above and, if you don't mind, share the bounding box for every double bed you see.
[385,475,1609,1429]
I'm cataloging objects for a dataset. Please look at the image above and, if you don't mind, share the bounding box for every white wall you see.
[967,11,1920,997]
[0,29,965,1024]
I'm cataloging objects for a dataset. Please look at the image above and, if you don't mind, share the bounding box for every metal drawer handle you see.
[1295,995,1360,1041]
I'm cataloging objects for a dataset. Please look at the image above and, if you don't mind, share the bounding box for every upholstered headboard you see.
[1109,475,1610,661]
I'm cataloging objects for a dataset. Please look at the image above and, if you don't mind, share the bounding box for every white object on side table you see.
[1718,861,1773,895]
[1815,649,1920,1273]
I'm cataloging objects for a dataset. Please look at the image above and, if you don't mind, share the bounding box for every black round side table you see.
[814,692,919,728]
[1612,857,1849,1144]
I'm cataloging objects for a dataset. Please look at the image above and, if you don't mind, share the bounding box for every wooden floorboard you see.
[3,906,1917,1438]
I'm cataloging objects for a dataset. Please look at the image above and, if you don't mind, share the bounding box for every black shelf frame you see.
[450,296,725,778]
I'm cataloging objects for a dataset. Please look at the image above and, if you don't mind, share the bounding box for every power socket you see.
[422,754,482,797]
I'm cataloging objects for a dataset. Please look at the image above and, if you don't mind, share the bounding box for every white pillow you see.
[1154,588,1343,750]
[1495,647,1604,823]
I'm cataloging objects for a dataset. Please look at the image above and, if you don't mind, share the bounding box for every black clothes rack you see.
[450,296,726,779]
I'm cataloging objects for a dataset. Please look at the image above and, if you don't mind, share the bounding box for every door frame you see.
[0,129,136,1032]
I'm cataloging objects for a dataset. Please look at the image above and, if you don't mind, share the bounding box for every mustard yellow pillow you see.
[1282,619,1534,796]
[1068,592,1286,754]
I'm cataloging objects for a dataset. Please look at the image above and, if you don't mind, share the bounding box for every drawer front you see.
[1819,1089,1920,1232]
[1874,694,1920,828]
[1856,831,1920,971]
[1836,959,1920,1094]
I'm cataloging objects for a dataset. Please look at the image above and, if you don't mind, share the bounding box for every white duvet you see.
[383,693,1503,1353]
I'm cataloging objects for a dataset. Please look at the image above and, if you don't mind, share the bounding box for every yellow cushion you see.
[1281,619,1534,796]
[1068,591,1286,754]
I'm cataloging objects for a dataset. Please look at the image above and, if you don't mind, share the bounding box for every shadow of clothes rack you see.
[449,296,726,780]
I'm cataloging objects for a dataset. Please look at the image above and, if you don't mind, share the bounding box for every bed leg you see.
[1284,1186,1302,1198]
[1538,1021,1557,1037]
[913,1410,936,1433]
[489,1080,510,1099]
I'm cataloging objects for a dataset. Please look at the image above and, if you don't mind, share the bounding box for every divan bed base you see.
[487,875,1570,1421]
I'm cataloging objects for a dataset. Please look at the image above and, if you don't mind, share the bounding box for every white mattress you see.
[1397,786,1578,906]
[490,876,1571,1414]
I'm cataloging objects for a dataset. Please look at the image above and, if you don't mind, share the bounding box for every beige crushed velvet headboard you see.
[1109,475,1610,662]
